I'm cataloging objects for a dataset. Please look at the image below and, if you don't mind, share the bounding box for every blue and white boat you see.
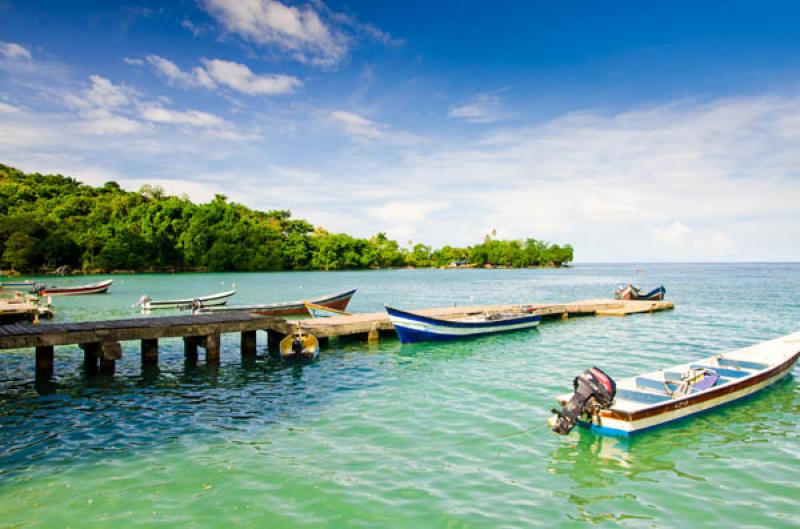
[385,305,541,343]
[550,331,800,436]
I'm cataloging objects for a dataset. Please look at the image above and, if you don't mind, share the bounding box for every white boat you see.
[136,290,236,311]
[550,331,800,436]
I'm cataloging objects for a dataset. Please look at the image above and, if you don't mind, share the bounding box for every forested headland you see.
[0,164,573,274]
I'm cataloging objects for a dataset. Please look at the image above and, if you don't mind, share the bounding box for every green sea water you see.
[0,264,798,528]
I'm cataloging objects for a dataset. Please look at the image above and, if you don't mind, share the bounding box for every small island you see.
[0,164,573,274]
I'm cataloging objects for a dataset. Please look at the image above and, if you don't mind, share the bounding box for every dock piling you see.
[204,333,221,364]
[141,338,158,368]
[184,336,199,363]
[267,330,284,353]
[241,330,257,358]
[35,346,54,379]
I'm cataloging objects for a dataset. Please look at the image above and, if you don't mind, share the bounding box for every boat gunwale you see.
[206,288,357,312]
[385,305,542,329]
[145,289,236,307]
[603,350,800,421]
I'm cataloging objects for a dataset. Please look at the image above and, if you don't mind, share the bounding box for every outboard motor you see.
[291,335,305,356]
[550,367,616,435]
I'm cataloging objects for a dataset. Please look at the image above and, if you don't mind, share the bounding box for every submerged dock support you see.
[98,341,122,375]
[267,330,284,353]
[35,345,54,379]
[84,345,98,375]
[205,333,221,364]
[241,330,257,358]
[184,336,200,364]
[141,338,158,368]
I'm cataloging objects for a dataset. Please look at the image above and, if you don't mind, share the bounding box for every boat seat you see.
[615,388,672,404]
[690,365,750,378]
[717,358,768,371]
[635,377,670,393]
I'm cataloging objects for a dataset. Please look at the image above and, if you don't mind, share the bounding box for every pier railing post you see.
[241,330,257,359]
[205,333,221,364]
[141,338,159,368]
[35,345,54,379]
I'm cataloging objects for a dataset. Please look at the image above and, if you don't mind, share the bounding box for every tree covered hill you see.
[0,164,573,273]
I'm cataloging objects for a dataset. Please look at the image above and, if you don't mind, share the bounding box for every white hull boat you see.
[550,332,800,436]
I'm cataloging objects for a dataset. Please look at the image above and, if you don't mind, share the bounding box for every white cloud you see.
[366,201,449,242]
[201,0,348,66]
[653,221,691,245]
[0,41,31,60]
[140,105,225,127]
[66,75,136,110]
[202,58,300,95]
[144,55,214,89]
[0,101,21,114]
[328,110,384,139]
[448,93,507,123]
[137,55,300,96]
[79,108,147,135]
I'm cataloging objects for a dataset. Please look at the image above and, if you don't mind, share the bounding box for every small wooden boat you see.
[0,280,42,293]
[385,305,542,343]
[38,279,113,296]
[550,332,800,436]
[614,284,666,301]
[279,327,320,360]
[136,290,236,311]
[305,302,350,318]
[198,289,356,316]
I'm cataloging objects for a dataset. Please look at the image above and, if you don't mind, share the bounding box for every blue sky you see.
[1,1,800,261]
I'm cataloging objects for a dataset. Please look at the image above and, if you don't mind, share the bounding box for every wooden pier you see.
[268,298,674,338]
[0,299,673,380]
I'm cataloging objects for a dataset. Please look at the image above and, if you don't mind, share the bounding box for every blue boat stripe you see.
[385,306,540,328]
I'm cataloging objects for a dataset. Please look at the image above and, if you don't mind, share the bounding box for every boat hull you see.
[616,285,666,301]
[386,306,541,344]
[40,279,113,296]
[279,332,319,360]
[144,290,236,310]
[561,335,800,436]
[202,289,357,316]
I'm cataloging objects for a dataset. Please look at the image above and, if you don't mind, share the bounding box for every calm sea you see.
[0,264,798,528]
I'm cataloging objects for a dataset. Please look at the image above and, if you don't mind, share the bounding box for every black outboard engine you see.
[550,367,616,435]
[291,336,305,355]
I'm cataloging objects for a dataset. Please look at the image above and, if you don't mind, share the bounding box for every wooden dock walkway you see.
[0,298,673,381]
[268,299,674,338]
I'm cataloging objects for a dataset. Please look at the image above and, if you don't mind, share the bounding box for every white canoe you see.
[140,290,236,310]
[556,331,800,436]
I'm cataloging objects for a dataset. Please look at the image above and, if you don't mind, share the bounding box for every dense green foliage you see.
[0,164,573,273]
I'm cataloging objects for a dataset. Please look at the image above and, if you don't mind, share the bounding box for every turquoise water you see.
[0,264,798,528]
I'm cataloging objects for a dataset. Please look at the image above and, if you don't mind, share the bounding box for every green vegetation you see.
[0,164,573,273]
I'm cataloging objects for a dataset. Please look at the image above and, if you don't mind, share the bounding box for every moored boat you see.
[305,302,350,318]
[279,326,320,360]
[136,289,236,311]
[39,279,113,296]
[0,280,42,293]
[549,331,800,436]
[197,289,356,316]
[385,305,541,343]
[614,284,666,301]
